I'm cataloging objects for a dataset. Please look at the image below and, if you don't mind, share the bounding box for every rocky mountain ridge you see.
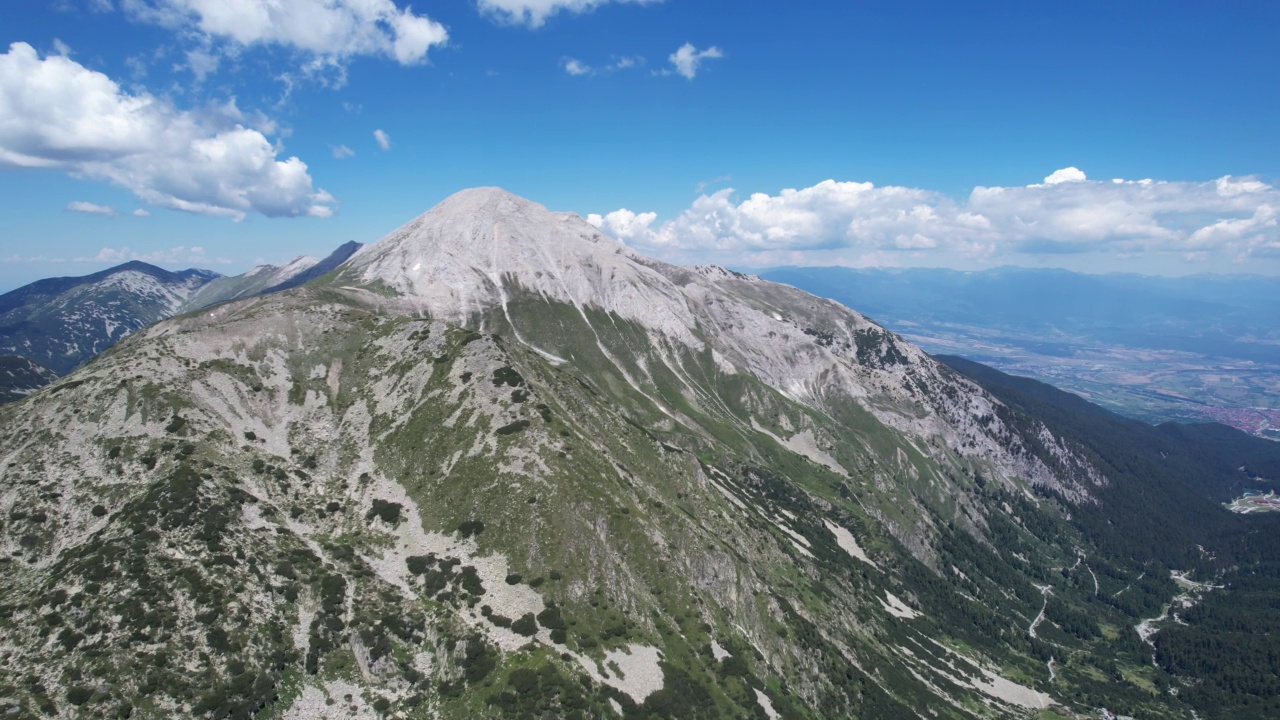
[0,242,363,398]
[0,261,219,376]
[181,241,363,314]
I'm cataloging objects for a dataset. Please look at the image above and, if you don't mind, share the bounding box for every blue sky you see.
[1,0,1278,291]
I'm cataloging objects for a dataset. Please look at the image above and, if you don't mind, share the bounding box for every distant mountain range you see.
[762,266,1280,437]
[0,261,218,376]
[0,242,362,399]
[181,240,362,312]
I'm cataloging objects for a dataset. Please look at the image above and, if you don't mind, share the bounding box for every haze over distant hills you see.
[763,266,1280,439]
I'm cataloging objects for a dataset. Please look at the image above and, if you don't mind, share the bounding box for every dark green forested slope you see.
[938,354,1280,718]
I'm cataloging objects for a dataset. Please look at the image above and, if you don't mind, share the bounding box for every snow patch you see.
[754,688,780,720]
[881,591,919,619]
[824,519,877,568]
[750,418,847,475]
[598,644,665,704]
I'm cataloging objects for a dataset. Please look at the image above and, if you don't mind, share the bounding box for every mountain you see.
[760,266,1280,436]
[180,241,363,313]
[0,243,364,403]
[0,355,58,403]
[1,188,1276,719]
[0,261,219,376]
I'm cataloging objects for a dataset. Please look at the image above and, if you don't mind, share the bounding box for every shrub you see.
[66,686,94,706]
[512,613,538,637]
[492,367,524,387]
[459,566,486,596]
[366,499,403,525]
[458,519,485,537]
[495,420,531,436]
[461,638,498,683]
[509,668,539,695]
[422,570,448,595]
[406,555,434,575]
[536,606,566,630]
[718,655,750,678]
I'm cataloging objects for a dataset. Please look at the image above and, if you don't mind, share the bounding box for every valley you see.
[763,267,1280,440]
[895,320,1280,436]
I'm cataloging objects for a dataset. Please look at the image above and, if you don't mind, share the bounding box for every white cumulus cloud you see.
[563,58,592,76]
[478,0,659,27]
[123,0,448,68]
[332,144,355,159]
[133,208,150,217]
[79,245,231,265]
[666,42,723,80]
[562,55,644,76]
[1042,166,1087,185]
[66,201,117,217]
[590,169,1280,269]
[373,129,391,150]
[0,42,335,221]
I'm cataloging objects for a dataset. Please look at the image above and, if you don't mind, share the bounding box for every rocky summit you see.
[0,188,1274,719]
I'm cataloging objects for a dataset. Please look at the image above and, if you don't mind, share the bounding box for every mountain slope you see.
[0,355,58,402]
[181,241,363,313]
[0,261,219,376]
[337,189,1098,511]
[2,188,1267,719]
[937,354,1280,718]
[0,244,365,403]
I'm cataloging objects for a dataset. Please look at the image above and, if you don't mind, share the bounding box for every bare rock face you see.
[341,187,1098,503]
[345,188,700,342]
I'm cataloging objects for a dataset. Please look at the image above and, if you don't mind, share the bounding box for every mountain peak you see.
[436,185,536,209]
[341,187,656,326]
